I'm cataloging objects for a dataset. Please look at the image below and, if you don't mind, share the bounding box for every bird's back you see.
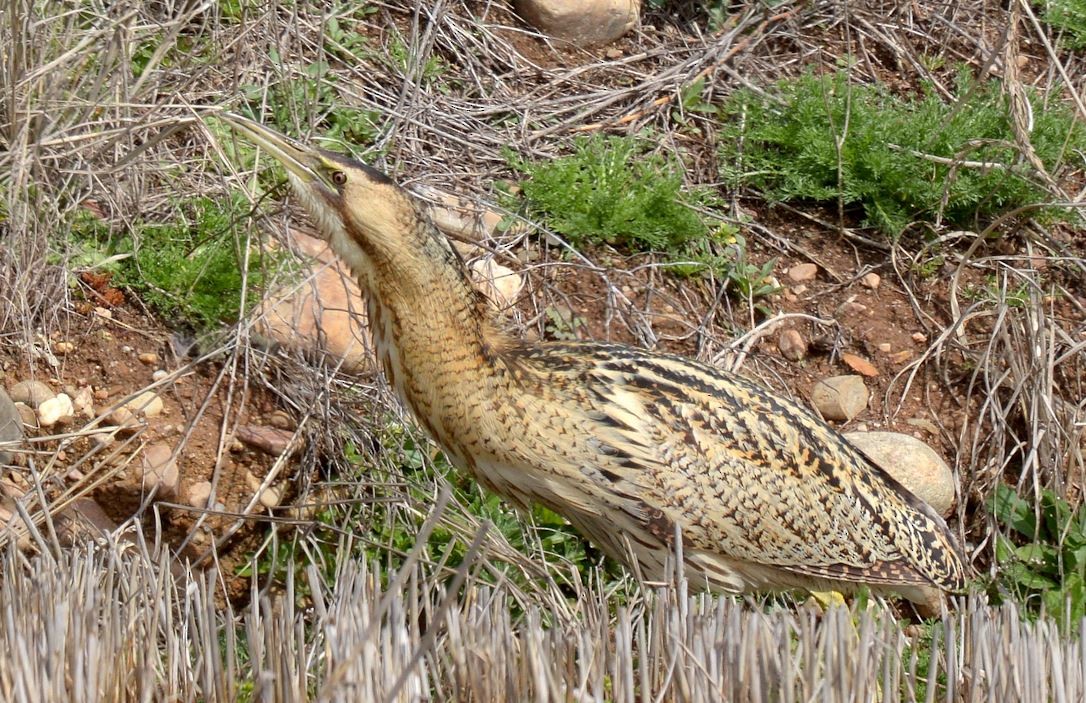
[441,340,967,599]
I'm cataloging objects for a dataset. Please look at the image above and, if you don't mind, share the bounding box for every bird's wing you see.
[579,349,965,590]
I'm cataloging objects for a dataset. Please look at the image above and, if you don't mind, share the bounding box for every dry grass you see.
[2,536,1085,702]
[1,0,1085,699]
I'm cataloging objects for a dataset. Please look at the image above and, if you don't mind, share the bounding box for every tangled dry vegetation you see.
[1,1,1085,700]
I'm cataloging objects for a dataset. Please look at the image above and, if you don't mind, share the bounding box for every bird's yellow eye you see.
[331,170,347,186]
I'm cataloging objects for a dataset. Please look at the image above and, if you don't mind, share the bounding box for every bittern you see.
[220,113,967,610]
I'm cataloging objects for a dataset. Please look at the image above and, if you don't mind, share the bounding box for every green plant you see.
[71,192,268,329]
[720,70,1085,237]
[990,483,1086,624]
[1041,0,1086,49]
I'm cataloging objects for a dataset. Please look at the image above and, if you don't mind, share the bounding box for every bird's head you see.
[219,112,463,295]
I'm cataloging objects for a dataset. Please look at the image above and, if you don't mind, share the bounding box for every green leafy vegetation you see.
[719,70,1085,237]
[69,192,268,330]
[1041,0,1086,49]
[990,483,1086,625]
[507,135,775,298]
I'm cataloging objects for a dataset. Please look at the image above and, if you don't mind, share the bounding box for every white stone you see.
[37,393,74,427]
[471,258,524,310]
[810,375,868,422]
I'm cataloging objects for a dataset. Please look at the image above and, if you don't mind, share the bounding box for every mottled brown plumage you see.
[220,113,968,608]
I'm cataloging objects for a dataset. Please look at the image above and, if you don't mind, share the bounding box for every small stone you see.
[836,300,868,316]
[138,352,159,365]
[105,406,138,429]
[259,485,281,509]
[841,352,879,377]
[93,306,112,320]
[783,293,798,303]
[237,425,294,457]
[123,391,163,419]
[121,345,132,354]
[94,388,110,401]
[471,259,524,310]
[791,284,808,295]
[244,471,262,493]
[877,342,892,353]
[786,263,818,283]
[185,481,213,509]
[92,430,115,447]
[777,329,808,361]
[37,393,75,427]
[911,332,927,344]
[890,350,913,364]
[845,431,956,516]
[54,341,75,355]
[267,411,295,431]
[141,443,179,497]
[860,272,881,290]
[14,402,37,428]
[72,386,94,419]
[9,380,55,408]
[811,375,869,422]
[605,47,623,59]
[152,370,168,382]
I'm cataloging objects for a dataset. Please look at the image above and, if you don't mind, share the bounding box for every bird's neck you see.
[362,250,510,436]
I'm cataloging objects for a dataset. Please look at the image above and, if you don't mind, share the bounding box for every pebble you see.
[14,402,37,428]
[877,342,892,353]
[911,332,927,344]
[777,329,808,361]
[93,306,112,320]
[267,410,295,431]
[125,391,164,419]
[185,481,213,509]
[54,341,75,355]
[138,352,159,365]
[37,393,75,427]
[237,425,294,457]
[810,375,869,422]
[152,370,168,382]
[791,284,808,295]
[836,300,868,316]
[94,388,110,401]
[141,443,179,497]
[9,380,55,408]
[845,431,956,516]
[72,386,95,419]
[860,272,881,290]
[470,258,524,310]
[786,263,818,283]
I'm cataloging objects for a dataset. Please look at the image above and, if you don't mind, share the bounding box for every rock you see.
[791,284,808,295]
[56,497,117,544]
[254,228,374,373]
[138,352,159,365]
[845,431,956,516]
[185,481,213,509]
[37,393,74,427]
[836,300,868,316]
[786,263,818,283]
[841,352,878,377]
[93,388,109,401]
[267,410,295,431]
[778,329,808,361]
[861,272,881,290]
[93,306,112,319]
[152,370,168,382]
[420,186,510,242]
[258,485,281,509]
[237,425,294,457]
[72,386,95,419]
[470,258,524,310]
[53,341,75,355]
[877,342,892,353]
[0,388,23,465]
[811,375,869,422]
[141,443,179,497]
[513,0,638,47]
[911,332,927,344]
[125,391,164,419]
[9,380,55,408]
[14,403,37,428]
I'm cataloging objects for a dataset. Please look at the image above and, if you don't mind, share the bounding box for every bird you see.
[218,112,968,611]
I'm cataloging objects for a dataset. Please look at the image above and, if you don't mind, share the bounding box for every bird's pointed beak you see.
[217,112,324,187]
